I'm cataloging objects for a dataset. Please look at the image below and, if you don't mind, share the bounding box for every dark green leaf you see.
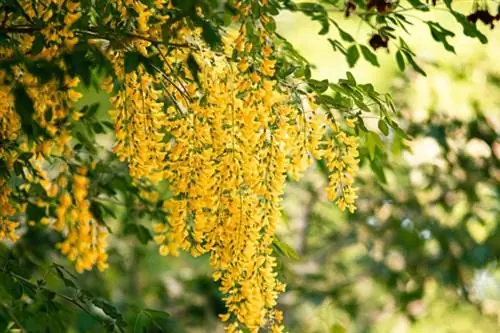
[406,0,429,11]
[124,224,152,245]
[26,203,46,222]
[328,38,347,55]
[45,108,53,123]
[200,19,222,48]
[297,3,329,35]
[395,51,405,71]
[0,311,8,331]
[403,51,426,76]
[186,53,201,86]
[427,22,455,53]
[338,28,354,42]
[360,45,379,66]
[0,272,23,299]
[53,265,77,289]
[86,103,100,119]
[14,85,36,136]
[134,311,151,333]
[31,33,45,55]
[124,52,140,73]
[443,0,487,43]
[308,79,329,93]
[346,45,359,68]
[161,23,170,45]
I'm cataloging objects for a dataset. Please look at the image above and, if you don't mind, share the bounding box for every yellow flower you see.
[237,59,249,72]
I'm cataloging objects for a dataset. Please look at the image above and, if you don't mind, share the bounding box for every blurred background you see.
[2,4,500,333]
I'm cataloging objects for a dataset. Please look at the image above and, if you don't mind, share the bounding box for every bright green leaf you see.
[273,237,300,260]
[378,119,389,136]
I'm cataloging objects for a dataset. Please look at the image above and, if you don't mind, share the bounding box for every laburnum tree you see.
[0,0,496,332]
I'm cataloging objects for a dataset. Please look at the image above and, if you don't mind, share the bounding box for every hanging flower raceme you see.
[0,0,109,270]
[56,168,109,273]
[0,180,20,242]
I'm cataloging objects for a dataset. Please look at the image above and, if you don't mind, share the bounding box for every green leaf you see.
[346,45,359,68]
[89,202,112,232]
[45,108,53,123]
[360,45,379,66]
[26,203,46,222]
[328,38,346,55]
[0,311,8,331]
[336,25,354,42]
[31,33,45,55]
[345,71,356,85]
[308,79,329,93]
[304,65,312,80]
[403,51,426,76]
[53,265,77,289]
[427,21,455,53]
[378,119,389,136]
[317,94,337,106]
[272,237,300,260]
[161,24,170,45]
[200,19,222,48]
[406,0,429,11]
[26,60,65,85]
[186,53,201,86]
[395,51,405,71]
[124,52,140,73]
[86,103,100,119]
[124,224,152,245]
[366,132,376,160]
[330,323,347,333]
[92,298,127,329]
[0,272,23,299]
[143,309,170,320]
[339,30,354,43]
[443,0,487,43]
[134,309,170,333]
[370,157,387,184]
[134,311,151,333]
[14,85,37,137]
[297,2,329,35]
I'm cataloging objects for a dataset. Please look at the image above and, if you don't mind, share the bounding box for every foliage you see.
[0,0,497,332]
[279,55,500,331]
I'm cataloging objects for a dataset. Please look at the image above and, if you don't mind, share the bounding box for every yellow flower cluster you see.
[105,63,166,182]
[0,0,109,271]
[324,120,360,213]
[0,0,361,331]
[21,0,81,54]
[56,168,109,273]
[0,180,20,242]
[0,88,20,142]
[99,2,359,331]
